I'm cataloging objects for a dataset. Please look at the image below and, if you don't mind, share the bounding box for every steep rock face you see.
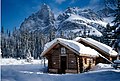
[37,4,55,26]
[20,3,56,34]
[57,7,107,37]
[97,7,115,17]
[57,7,103,22]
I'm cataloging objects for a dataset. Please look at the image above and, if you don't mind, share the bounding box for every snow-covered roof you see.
[41,38,99,57]
[74,37,118,56]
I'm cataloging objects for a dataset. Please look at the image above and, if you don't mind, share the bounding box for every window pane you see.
[61,47,66,55]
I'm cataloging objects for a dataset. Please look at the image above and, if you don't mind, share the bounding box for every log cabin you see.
[73,37,118,64]
[41,38,99,74]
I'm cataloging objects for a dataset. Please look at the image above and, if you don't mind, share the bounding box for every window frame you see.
[60,47,66,56]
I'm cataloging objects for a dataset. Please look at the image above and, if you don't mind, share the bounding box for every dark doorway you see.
[79,57,83,73]
[61,56,67,74]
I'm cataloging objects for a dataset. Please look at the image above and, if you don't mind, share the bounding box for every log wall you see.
[45,44,97,73]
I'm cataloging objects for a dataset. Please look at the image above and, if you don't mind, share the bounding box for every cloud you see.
[55,0,66,4]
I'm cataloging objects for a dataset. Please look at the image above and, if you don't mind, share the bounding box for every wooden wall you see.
[82,57,96,72]
[96,55,117,64]
[67,50,77,69]
[45,44,96,73]
[45,44,61,73]
[66,49,78,73]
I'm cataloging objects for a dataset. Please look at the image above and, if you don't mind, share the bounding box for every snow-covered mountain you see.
[95,1,116,25]
[19,4,109,38]
[20,3,56,34]
[97,6,115,18]
[57,7,107,37]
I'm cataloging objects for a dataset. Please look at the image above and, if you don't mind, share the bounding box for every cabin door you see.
[61,56,67,74]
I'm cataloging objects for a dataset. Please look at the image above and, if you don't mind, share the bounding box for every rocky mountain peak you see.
[37,3,55,25]
[20,3,55,33]
[57,7,103,23]
[97,6,115,17]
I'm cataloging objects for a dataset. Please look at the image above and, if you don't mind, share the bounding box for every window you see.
[93,58,95,64]
[61,47,66,56]
[90,59,93,64]
[84,58,87,64]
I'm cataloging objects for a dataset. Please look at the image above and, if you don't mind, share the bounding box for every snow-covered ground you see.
[1,58,47,65]
[1,58,120,81]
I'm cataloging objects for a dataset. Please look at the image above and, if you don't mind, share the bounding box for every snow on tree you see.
[110,0,120,60]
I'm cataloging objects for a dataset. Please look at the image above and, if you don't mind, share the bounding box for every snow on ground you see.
[91,63,112,71]
[1,58,47,65]
[1,58,120,81]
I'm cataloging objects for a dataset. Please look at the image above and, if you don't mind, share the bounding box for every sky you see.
[1,0,104,32]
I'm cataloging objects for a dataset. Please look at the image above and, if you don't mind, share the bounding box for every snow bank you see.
[41,38,99,57]
[91,63,112,71]
[114,60,120,63]
[1,58,48,65]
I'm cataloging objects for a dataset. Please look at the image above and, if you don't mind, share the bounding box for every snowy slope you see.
[103,17,115,26]
[61,14,105,37]
[57,8,108,37]
[1,59,120,81]
[65,15,107,27]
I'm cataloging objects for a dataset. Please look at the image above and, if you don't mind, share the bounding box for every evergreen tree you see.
[103,23,113,45]
[111,0,120,45]
[1,26,5,57]
[110,0,120,59]
[112,0,120,27]
[1,26,4,34]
